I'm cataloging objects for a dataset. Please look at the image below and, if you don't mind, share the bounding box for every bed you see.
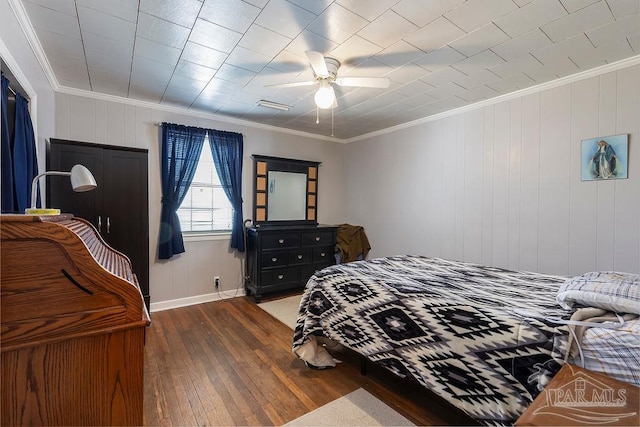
[292,255,640,425]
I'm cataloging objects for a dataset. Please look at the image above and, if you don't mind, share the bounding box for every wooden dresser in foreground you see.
[0,214,150,426]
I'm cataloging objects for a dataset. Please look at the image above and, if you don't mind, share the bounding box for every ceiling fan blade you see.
[334,77,390,88]
[305,50,330,78]
[264,80,317,89]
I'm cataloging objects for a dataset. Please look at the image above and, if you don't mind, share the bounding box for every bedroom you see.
[1,0,638,425]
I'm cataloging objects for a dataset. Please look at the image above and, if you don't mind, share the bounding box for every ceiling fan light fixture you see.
[314,80,335,109]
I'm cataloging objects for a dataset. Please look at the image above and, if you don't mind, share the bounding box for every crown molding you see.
[345,55,640,144]
[56,85,343,143]
[8,0,60,92]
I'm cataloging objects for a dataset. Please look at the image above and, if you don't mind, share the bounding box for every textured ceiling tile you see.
[393,79,435,97]
[458,85,499,102]
[130,57,175,85]
[189,19,242,53]
[630,33,640,52]
[449,23,511,58]
[413,46,467,72]
[174,60,217,82]
[328,35,383,66]
[199,0,261,33]
[424,81,467,100]
[559,0,600,13]
[137,13,190,49]
[372,40,426,68]
[541,1,614,42]
[227,45,276,73]
[454,69,501,90]
[22,2,80,38]
[214,63,257,85]
[492,29,553,61]
[571,38,634,68]
[255,0,316,39]
[285,30,340,57]
[494,0,567,38]
[487,72,535,93]
[22,0,76,16]
[445,0,518,33]
[307,3,369,44]
[134,37,181,66]
[181,41,228,69]
[452,50,505,75]
[239,24,291,57]
[336,0,399,21]
[586,13,640,47]
[607,0,640,18]
[37,29,84,56]
[78,6,136,44]
[140,0,202,28]
[524,56,579,81]
[358,10,419,49]
[420,66,467,86]
[290,0,333,15]
[489,54,543,78]
[392,0,466,27]
[404,17,467,53]
[268,50,307,73]
[77,0,138,22]
[531,33,593,64]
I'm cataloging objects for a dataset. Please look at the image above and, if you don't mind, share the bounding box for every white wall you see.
[1,1,55,179]
[54,93,346,309]
[346,64,640,276]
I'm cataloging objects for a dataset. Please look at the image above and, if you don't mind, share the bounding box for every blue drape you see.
[13,92,39,212]
[208,130,244,252]
[158,123,207,259]
[1,73,14,212]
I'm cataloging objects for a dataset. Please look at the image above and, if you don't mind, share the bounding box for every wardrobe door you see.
[103,148,149,307]
[47,140,104,230]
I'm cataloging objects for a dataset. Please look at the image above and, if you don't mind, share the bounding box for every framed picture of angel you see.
[581,134,628,181]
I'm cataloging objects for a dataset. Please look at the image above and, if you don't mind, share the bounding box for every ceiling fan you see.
[267,51,391,109]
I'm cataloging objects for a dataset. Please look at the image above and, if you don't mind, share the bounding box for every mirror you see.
[253,155,320,226]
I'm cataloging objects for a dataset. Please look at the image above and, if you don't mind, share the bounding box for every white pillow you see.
[557,271,640,315]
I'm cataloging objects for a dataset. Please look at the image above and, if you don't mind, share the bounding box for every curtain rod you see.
[7,85,17,96]
[156,122,244,137]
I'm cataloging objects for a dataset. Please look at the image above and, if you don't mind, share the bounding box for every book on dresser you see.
[245,225,337,302]
[0,214,150,426]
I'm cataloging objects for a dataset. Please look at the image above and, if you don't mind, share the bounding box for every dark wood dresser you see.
[245,225,337,302]
[0,214,150,426]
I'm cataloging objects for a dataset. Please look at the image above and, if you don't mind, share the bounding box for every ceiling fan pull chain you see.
[316,107,319,124]
[331,107,334,137]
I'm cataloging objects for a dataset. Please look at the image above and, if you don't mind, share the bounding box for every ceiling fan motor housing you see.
[321,57,340,80]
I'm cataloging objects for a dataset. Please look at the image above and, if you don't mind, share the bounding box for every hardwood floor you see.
[143,296,477,426]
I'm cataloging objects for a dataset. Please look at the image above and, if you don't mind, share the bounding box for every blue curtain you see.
[13,92,39,212]
[159,123,207,259]
[1,73,14,212]
[208,130,244,252]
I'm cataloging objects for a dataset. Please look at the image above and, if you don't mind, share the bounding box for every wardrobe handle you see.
[271,257,278,262]
[97,216,102,233]
[315,236,321,241]
[297,254,303,260]
[106,217,111,234]
[278,239,284,244]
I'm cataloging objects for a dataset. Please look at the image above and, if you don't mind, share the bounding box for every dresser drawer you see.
[301,262,333,284]
[262,233,300,249]
[301,230,334,247]
[313,246,333,263]
[261,250,288,268]
[261,267,300,286]
[289,248,312,265]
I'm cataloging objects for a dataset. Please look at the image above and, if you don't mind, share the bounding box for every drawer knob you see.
[278,274,284,280]
[320,252,326,257]
[278,239,284,244]
[315,236,321,241]
[271,257,278,262]
[297,254,303,259]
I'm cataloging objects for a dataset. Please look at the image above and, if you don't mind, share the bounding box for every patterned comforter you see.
[292,255,573,425]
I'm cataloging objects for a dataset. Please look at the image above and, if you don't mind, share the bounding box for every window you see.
[177,136,233,233]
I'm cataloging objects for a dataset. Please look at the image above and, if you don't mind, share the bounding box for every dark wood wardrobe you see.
[47,138,150,310]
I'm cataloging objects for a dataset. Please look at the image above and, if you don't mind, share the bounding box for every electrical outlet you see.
[214,276,220,288]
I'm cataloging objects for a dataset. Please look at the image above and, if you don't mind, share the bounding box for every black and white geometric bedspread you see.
[292,255,573,426]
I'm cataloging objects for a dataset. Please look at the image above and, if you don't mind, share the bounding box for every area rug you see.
[257,294,302,329]
[284,388,415,426]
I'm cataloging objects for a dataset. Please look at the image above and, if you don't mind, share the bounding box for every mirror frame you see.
[252,155,321,227]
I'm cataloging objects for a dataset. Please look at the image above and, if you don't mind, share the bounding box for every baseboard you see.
[150,288,246,312]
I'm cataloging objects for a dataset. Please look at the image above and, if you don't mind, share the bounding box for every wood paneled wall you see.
[346,64,640,276]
